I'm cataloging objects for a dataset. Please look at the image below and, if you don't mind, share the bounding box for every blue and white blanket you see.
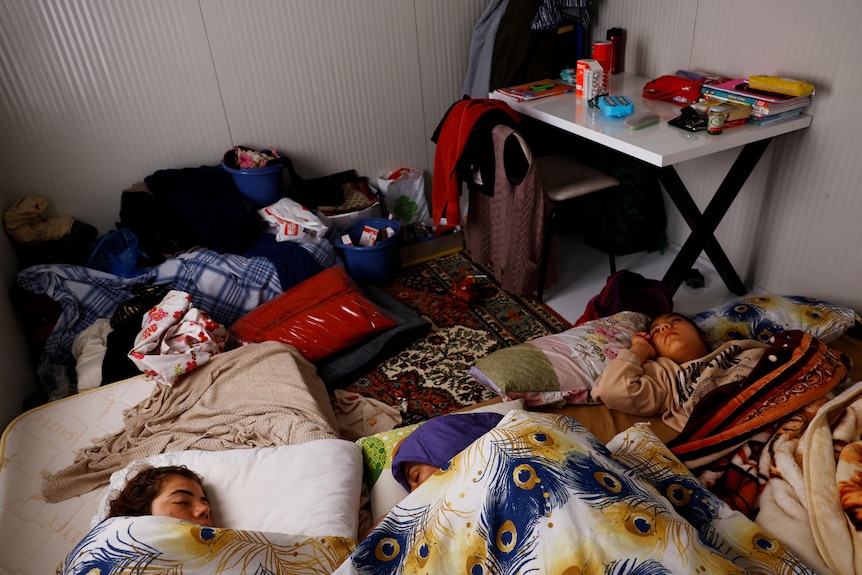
[336,410,816,575]
[59,516,355,575]
[18,249,286,371]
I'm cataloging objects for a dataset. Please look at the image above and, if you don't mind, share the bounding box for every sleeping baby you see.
[591,312,769,432]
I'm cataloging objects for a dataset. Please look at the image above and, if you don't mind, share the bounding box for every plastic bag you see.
[86,228,141,277]
[259,197,331,242]
[377,168,430,224]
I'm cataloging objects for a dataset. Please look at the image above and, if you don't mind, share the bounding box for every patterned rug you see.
[344,251,570,425]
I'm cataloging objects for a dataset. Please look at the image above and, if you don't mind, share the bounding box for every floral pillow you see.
[469,311,649,407]
[691,294,860,347]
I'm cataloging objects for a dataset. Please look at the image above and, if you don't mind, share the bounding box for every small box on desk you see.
[400,230,464,267]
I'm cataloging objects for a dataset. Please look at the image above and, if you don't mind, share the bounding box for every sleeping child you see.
[591,312,770,432]
[391,411,504,492]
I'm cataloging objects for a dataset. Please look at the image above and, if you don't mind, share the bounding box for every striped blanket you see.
[666,331,850,518]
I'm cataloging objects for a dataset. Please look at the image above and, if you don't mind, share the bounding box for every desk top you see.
[490,73,813,167]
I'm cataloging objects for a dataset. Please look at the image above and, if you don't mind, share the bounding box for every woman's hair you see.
[108,465,205,518]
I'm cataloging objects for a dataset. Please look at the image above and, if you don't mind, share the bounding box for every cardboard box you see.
[400,230,464,266]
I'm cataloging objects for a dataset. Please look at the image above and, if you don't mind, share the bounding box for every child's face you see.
[149,474,213,527]
[403,462,438,492]
[648,313,708,364]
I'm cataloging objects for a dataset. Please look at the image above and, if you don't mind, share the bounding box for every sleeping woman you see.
[107,465,213,527]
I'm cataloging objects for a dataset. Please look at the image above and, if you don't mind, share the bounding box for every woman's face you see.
[149,474,213,527]
[404,462,438,492]
[648,313,708,364]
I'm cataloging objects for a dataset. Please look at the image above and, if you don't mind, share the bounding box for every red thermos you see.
[606,28,624,75]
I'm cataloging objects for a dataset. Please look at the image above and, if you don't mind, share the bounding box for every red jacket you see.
[431,99,520,230]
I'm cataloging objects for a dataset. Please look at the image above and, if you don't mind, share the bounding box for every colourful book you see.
[701,84,812,115]
[703,91,811,116]
[746,107,804,125]
[702,78,812,106]
[494,79,575,102]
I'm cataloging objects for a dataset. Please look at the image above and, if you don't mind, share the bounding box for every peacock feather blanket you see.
[335,409,816,575]
[58,515,355,575]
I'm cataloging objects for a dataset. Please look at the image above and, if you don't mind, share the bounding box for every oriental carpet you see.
[344,251,569,424]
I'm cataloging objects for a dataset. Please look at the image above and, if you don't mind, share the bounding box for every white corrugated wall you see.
[0,0,486,431]
[1,0,861,428]
[593,0,862,298]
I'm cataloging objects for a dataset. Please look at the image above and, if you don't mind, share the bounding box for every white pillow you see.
[93,439,362,539]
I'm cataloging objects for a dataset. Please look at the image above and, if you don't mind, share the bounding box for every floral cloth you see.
[232,146,281,169]
[129,290,227,386]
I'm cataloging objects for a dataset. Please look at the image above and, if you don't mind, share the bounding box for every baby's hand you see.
[629,332,656,363]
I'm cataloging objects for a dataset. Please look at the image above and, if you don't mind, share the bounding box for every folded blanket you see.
[757,380,862,575]
[42,342,339,502]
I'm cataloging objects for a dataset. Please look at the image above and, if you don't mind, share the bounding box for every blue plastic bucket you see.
[221,161,284,208]
[335,218,402,285]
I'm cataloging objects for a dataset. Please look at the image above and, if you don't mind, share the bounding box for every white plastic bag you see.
[259,197,330,242]
[377,168,430,224]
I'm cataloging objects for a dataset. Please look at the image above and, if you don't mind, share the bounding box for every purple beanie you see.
[391,412,504,491]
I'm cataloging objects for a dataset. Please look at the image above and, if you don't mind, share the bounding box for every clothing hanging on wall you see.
[462,0,510,98]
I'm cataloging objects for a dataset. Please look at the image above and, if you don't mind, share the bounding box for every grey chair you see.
[534,155,620,303]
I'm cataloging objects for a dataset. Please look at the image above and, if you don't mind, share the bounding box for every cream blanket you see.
[757,380,862,575]
[42,341,339,502]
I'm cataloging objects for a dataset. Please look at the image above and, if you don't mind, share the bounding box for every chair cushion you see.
[535,155,619,201]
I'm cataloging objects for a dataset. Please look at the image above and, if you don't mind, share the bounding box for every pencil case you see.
[747,76,814,97]
[598,94,634,117]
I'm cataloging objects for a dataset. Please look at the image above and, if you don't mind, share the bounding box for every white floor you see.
[542,231,762,325]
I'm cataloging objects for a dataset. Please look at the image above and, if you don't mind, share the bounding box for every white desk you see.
[491,73,813,295]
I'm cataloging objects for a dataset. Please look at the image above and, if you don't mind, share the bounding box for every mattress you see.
[0,375,155,575]
[0,372,368,575]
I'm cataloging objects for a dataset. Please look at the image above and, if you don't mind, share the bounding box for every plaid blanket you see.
[18,249,285,372]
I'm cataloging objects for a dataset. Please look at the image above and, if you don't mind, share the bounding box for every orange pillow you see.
[230,266,397,362]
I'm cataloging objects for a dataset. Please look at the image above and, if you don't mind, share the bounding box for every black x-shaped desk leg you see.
[658,138,773,296]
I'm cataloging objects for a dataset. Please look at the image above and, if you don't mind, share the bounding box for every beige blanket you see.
[42,341,339,502]
[757,380,862,575]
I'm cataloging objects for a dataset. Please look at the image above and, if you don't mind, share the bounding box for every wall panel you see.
[2,0,861,430]
[202,0,430,179]
[414,0,489,169]
[593,0,862,305]
[0,0,230,231]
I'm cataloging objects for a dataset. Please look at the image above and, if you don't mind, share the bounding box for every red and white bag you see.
[259,197,330,242]
[642,75,705,106]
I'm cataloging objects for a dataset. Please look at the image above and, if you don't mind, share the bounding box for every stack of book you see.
[701,78,813,125]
